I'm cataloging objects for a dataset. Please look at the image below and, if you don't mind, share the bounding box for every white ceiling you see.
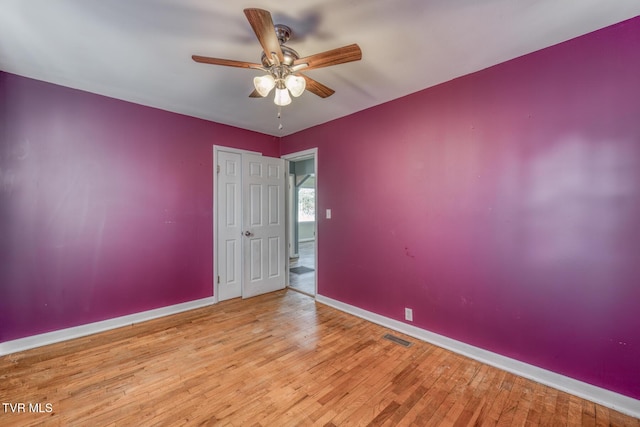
[1,1,639,136]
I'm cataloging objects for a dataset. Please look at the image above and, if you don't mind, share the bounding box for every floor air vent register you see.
[382,333,412,347]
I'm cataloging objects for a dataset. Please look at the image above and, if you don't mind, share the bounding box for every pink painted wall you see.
[0,72,278,342]
[282,17,640,398]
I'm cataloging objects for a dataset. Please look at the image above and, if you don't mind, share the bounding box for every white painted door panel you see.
[216,151,242,301]
[242,153,286,298]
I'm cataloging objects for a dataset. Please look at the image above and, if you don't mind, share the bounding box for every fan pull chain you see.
[277,106,283,130]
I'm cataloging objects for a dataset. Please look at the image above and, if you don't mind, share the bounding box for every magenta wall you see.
[0,72,278,342]
[282,17,640,398]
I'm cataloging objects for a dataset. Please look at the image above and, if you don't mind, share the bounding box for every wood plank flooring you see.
[1,290,638,426]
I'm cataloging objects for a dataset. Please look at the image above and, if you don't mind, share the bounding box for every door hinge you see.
[217,275,220,284]
[216,165,221,174]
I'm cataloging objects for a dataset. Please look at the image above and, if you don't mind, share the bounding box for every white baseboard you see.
[315,294,640,419]
[0,297,216,356]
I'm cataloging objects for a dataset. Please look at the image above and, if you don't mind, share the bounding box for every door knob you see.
[244,231,252,237]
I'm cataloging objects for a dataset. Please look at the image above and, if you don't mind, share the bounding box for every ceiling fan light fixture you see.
[253,74,276,97]
[284,74,306,97]
[273,87,291,106]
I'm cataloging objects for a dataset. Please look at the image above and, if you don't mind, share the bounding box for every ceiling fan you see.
[192,8,362,106]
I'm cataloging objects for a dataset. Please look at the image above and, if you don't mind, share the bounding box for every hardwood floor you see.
[1,290,638,426]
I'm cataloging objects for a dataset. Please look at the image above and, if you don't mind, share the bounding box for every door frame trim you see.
[213,145,261,303]
[282,148,318,296]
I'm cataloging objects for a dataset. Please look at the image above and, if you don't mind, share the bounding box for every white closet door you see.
[241,153,286,298]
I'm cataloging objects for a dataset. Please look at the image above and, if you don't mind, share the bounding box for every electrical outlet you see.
[405,308,413,322]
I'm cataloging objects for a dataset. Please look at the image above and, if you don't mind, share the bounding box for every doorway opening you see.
[284,149,317,297]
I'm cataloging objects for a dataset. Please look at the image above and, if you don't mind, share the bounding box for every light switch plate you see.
[326,209,332,219]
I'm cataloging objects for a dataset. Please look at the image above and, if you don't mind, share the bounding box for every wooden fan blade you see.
[293,44,362,71]
[243,8,284,65]
[192,55,263,70]
[300,74,335,98]
[249,89,263,98]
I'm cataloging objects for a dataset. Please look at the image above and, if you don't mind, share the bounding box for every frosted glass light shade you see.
[284,74,306,97]
[274,87,292,106]
[253,74,276,97]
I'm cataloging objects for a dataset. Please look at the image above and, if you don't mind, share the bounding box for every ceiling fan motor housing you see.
[261,45,300,68]
[260,25,299,68]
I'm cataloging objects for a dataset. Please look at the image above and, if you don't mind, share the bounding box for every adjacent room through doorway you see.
[285,150,317,296]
